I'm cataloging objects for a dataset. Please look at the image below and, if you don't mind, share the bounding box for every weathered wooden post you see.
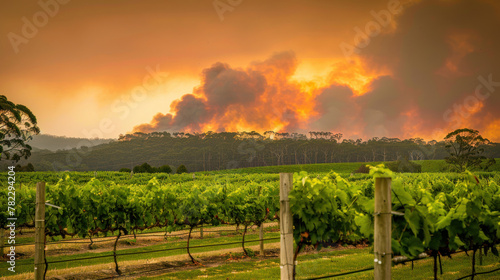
[34,182,46,280]
[374,177,392,280]
[280,173,293,280]
[200,225,203,239]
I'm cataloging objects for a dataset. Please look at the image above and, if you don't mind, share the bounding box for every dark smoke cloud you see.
[134,51,303,133]
[135,0,500,139]
[308,0,500,138]
[199,62,267,109]
[356,76,414,137]
[356,0,500,136]
[133,94,207,133]
[311,85,357,132]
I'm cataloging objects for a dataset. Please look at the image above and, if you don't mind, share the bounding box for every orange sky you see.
[2,0,500,141]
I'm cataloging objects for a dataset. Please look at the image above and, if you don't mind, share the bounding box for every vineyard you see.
[1,168,500,279]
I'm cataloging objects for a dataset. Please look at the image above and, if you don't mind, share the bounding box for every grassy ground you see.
[139,247,500,280]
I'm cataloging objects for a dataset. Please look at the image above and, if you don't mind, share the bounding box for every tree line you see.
[6,129,498,172]
[119,162,188,174]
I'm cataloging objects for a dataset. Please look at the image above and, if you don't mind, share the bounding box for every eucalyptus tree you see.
[0,95,40,161]
[444,128,491,172]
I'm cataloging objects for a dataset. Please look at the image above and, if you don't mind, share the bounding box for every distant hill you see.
[28,134,115,151]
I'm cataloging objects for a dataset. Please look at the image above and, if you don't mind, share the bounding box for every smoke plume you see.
[134,0,500,141]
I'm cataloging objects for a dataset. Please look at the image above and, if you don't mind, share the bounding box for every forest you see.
[5,131,500,172]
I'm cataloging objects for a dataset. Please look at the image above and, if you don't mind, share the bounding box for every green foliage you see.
[0,95,40,161]
[119,168,131,173]
[1,169,499,266]
[480,158,497,171]
[355,170,500,259]
[133,162,154,173]
[15,163,35,172]
[176,164,188,174]
[0,173,280,239]
[132,163,172,173]
[289,172,364,250]
[368,164,394,178]
[157,165,172,173]
[444,128,491,172]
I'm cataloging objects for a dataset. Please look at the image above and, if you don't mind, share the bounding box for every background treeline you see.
[29,134,114,151]
[4,131,500,172]
[120,162,188,174]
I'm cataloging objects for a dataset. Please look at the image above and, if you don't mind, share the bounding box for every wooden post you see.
[34,182,46,280]
[280,173,293,280]
[374,177,392,280]
[258,185,264,256]
[200,225,203,239]
[259,223,265,256]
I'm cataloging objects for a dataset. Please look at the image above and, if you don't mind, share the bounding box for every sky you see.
[2,0,500,141]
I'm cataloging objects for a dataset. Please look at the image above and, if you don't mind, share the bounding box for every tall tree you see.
[444,128,490,172]
[176,164,188,174]
[0,95,40,161]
